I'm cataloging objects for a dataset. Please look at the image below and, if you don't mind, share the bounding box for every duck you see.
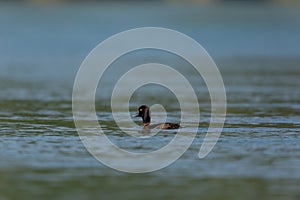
[134,105,180,129]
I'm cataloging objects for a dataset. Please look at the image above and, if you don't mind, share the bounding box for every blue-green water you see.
[1,2,300,200]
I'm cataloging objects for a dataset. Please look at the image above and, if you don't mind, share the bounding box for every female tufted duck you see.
[134,105,180,129]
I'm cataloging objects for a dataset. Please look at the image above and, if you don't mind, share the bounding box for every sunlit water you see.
[1,3,300,200]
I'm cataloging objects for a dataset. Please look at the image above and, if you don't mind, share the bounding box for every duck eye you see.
[139,109,142,112]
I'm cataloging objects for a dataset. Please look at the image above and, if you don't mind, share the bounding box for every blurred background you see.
[0,0,300,200]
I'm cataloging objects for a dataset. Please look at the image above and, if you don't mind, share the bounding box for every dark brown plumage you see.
[135,105,180,129]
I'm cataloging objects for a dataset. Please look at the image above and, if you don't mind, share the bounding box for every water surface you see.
[0,2,300,200]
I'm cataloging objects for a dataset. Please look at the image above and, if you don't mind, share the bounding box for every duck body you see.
[146,122,180,129]
[135,105,180,129]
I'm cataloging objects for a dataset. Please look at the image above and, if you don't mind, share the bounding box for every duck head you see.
[135,105,151,124]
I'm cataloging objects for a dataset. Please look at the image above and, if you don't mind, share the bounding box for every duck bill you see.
[132,113,139,117]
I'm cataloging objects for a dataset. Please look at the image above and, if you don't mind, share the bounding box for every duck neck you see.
[142,111,151,125]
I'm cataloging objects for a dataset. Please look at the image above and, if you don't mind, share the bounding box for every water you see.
[1,2,300,200]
